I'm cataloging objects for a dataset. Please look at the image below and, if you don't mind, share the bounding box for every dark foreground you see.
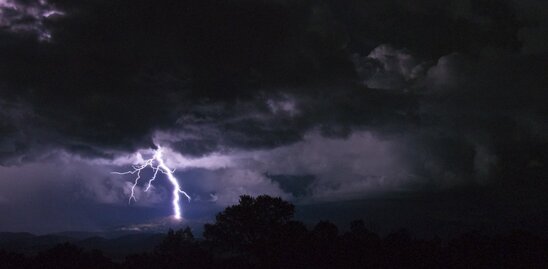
[1,195,547,269]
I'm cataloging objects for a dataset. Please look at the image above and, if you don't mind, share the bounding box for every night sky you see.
[0,0,547,236]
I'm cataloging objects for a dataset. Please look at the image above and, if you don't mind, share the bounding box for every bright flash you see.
[112,146,190,220]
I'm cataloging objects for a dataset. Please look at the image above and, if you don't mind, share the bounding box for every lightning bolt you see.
[112,146,190,220]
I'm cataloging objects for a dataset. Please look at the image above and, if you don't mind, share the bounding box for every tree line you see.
[1,195,546,268]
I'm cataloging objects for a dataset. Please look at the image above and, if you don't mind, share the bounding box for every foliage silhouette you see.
[204,195,295,249]
[203,194,298,268]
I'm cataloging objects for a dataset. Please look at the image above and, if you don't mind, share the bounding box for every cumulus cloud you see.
[267,94,299,117]
[353,45,428,91]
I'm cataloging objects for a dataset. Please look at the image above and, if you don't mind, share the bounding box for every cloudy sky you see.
[0,0,546,235]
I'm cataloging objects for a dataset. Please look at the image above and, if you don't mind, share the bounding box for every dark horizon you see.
[1,195,547,269]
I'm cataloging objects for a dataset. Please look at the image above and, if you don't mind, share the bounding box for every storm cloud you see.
[0,0,546,233]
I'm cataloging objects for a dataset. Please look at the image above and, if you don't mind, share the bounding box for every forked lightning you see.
[112,146,190,220]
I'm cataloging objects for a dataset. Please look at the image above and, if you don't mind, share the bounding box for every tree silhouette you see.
[151,227,212,269]
[309,220,341,269]
[0,250,27,269]
[342,219,382,269]
[203,195,299,268]
[34,243,85,269]
[154,227,194,255]
[204,195,294,251]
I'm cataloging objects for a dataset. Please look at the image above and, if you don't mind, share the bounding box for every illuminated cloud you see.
[0,0,63,41]
[353,44,428,90]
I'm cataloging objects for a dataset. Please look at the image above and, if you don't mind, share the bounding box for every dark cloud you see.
[0,0,536,158]
[0,0,351,160]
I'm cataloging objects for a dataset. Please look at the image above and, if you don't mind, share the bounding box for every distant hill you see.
[0,231,165,259]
